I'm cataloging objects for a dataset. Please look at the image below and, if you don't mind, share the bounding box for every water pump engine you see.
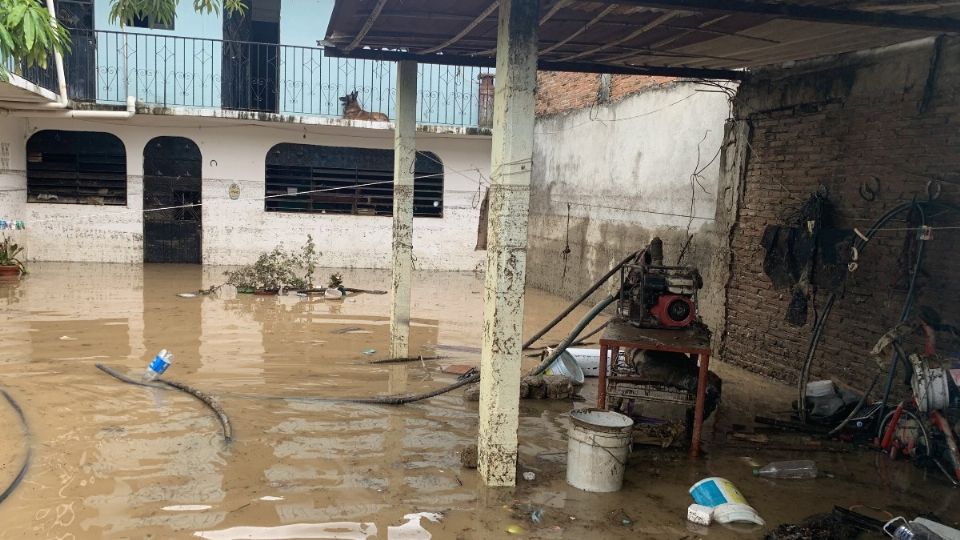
[618,238,703,329]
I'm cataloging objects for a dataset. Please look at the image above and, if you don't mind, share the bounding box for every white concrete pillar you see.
[478,0,539,487]
[389,60,417,358]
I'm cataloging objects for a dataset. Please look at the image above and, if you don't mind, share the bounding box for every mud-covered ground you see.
[0,263,955,539]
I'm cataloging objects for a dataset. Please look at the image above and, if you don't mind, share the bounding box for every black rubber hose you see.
[366,355,444,365]
[827,372,879,436]
[802,200,960,425]
[522,251,639,349]
[877,204,926,419]
[798,201,916,422]
[95,364,232,444]
[528,294,618,377]
[0,388,30,506]
[159,380,233,443]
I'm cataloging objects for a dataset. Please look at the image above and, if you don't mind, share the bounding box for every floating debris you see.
[162,504,211,511]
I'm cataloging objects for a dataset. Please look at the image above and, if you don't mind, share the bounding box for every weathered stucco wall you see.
[528,81,732,331]
[719,37,960,387]
[0,114,490,270]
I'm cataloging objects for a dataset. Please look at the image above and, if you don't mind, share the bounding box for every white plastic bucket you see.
[554,347,622,377]
[566,408,633,492]
[545,351,586,385]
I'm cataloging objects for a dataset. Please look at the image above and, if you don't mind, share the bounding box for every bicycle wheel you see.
[878,408,931,458]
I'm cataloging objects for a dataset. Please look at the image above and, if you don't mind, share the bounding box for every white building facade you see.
[0,0,493,270]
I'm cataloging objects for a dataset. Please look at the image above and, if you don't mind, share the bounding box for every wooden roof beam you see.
[324,45,747,79]
[540,0,574,24]
[601,0,960,32]
[419,1,500,54]
[345,0,390,52]
[541,4,618,54]
[559,11,679,61]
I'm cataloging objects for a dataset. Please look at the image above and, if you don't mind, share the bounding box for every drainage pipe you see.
[44,0,69,108]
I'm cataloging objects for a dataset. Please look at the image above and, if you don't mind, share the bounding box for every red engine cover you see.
[650,294,696,328]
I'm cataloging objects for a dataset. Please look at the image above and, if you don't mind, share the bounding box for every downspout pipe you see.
[0,0,70,111]
[45,0,69,108]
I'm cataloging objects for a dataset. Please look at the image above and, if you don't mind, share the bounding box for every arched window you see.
[264,144,443,218]
[26,130,127,205]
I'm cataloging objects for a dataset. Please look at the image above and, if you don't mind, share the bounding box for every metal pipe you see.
[44,0,69,107]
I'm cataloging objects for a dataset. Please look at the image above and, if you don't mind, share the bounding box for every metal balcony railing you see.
[7,29,495,128]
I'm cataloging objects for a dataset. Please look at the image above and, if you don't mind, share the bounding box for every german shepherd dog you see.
[339,91,388,121]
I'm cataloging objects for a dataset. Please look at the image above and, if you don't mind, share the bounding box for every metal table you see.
[598,320,712,457]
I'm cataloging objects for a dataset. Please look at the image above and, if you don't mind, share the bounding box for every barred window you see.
[26,130,127,205]
[264,144,443,218]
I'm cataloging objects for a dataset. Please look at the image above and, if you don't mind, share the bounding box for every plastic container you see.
[805,380,836,397]
[544,351,585,385]
[913,366,950,412]
[687,504,713,526]
[143,349,173,382]
[555,348,621,377]
[753,460,817,479]
[566,408,633,492]
[690,477,749,507]
[713,503,765,526]
[912,517,960,540]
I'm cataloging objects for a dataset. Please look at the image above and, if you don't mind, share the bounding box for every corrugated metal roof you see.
[323,0,959,78]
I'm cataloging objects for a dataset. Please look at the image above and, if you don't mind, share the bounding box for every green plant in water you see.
[0,236,26,274]
[302,234,317,288]
[224,237,320,291]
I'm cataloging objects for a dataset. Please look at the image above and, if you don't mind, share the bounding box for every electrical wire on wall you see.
[12,147,490,228]
[678,130,719,264]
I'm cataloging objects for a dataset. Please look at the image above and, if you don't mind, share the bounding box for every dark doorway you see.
[24,0,96,99]
[57,0,96,101]
[143,137,202,263]
[221,0,280,113]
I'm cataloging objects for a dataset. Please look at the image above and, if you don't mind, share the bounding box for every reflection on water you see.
[0,263,956,539]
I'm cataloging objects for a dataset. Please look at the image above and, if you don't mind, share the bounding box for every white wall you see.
[0,114,490,270]
[528,81,732,327]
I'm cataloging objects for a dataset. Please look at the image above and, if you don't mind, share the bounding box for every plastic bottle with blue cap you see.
[143,349,174,382]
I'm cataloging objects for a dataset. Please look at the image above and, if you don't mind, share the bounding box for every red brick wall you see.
[720,38,960,389]
[536,72,674,116]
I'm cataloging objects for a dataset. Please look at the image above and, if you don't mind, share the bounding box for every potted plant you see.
[0,236,26,278]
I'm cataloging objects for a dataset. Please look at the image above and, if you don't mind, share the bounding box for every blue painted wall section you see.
[78,0,490,126]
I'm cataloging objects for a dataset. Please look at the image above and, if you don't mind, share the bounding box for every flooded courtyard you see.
[0,263,956,539]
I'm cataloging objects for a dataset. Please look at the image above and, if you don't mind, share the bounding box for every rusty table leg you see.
[691,353,709,457]
[597,343,609,409]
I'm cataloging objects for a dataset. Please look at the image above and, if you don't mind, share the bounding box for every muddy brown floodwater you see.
[0,263,956,539]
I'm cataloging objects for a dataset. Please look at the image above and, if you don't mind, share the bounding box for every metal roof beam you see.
[602,0,960,33]
[324,46,747,79]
